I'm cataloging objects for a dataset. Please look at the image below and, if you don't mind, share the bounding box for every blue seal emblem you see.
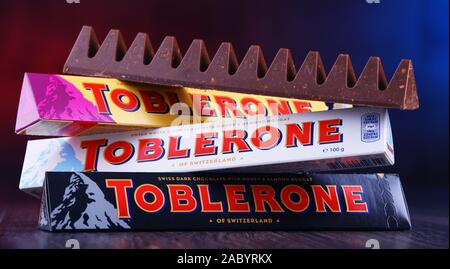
[361,113,380,143]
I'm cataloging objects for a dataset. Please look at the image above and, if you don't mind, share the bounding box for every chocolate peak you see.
[64,26,419,109]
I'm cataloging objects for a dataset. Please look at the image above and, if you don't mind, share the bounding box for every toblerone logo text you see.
[104,180,368,218]
[80,118,343,171]
[82,82,315,119]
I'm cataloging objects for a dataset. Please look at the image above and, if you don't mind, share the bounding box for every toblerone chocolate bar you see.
[38,172,411,231]
[64,26,419,110]
[16,73,348,136]
[20,107,394,197]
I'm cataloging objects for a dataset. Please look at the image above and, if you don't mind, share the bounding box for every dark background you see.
[0,0,448,248]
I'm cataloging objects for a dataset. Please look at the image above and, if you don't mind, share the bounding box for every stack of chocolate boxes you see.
[16,26,418,231]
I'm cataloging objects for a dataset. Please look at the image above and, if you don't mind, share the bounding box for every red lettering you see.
[214,95,244,118]
[80,139,107,171]
[280,185,310,212]
[194,132,217,156]
[138,138,165,162]
[267,99,292,115]
[168,136,190,159]
[103,141,134,165]
[319,119,343,144]
[251,126,281,150]
[311,185,341,212]
[285,122,314,147]
[166,92,180,107]
[240,97,267,116]
[83,83,110,114]
[106,179,133,218]
[342,185,368,212]
[168,185,197,212]
[192,94,217,117]
[225,185,250,212]
[134,184,165,213]
[222,130,252,154]
[139,90,169,113]
[292,101,312,113]
[111,89,140,112]
[251,185,284,212]
[198,185,223,212]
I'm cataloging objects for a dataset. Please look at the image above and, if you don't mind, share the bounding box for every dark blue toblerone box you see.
[38,172,411,231]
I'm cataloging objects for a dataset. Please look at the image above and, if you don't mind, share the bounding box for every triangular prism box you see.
[16,73,339,137]
[21,107,394,198]
[38,172,411,231]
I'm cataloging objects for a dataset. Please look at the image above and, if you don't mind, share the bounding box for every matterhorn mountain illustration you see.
[38,187,50,230]
[20,140,83,192]
[49,172,130,230]
[35,74,114,122]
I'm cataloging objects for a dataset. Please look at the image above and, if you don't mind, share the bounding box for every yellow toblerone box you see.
[16,73,349,136]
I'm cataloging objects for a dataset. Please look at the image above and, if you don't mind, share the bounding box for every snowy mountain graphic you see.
[50,172,130,230]
[36,75,113,122]
[39,193,49,228]
[20,140,83,189]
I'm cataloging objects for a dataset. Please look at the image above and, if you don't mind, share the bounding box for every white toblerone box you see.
[20,107,394,197]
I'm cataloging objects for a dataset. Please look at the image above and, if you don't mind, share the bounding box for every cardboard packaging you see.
[38,172,411,231]
[20,107,394,197]
[16,73,348,136]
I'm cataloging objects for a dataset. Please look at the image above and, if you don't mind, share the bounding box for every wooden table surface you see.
[0,192,447,249]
